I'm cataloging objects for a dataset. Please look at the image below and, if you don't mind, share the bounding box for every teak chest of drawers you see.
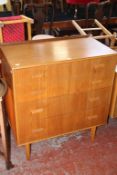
[0,37,117,159]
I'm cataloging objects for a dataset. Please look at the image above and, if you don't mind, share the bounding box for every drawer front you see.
[16,94,74,119]
[72,87,111,129]
[14,66,48,102]
[17,113,76,144]
[90,57,116,89]
[86,87,112,109]
[30,114,75,140]
[72,87,112,112]
[70,57,116,93]
[73,105,108,130]
[14,63,70,102]
[84,106,109,127]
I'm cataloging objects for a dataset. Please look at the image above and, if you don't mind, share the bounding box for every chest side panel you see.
[2,58,17,140]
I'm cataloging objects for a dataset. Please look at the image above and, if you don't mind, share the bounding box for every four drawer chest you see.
[0,37,117,159]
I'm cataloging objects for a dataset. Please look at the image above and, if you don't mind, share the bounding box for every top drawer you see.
[70,56,116,93]
[90,57,116,89]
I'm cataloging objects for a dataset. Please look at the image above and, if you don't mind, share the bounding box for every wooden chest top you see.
[0,37,116,69]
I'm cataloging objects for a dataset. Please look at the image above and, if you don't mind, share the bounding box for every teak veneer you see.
[0,37,117,159]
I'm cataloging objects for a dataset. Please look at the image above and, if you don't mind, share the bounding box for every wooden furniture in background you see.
[86,0,113,22]
[0,37,117,160]
[72,19,116,48]
[0,78,13,169]
[43,17,117,30]
[10,0,22,15]
[0,15,33,43]
[109,71,117,118]
[23,1,54,35]
[66,0,100,18]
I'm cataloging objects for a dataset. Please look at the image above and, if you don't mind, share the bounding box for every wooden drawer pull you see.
[31,89,45,95]
[89,97,100,102]
[87,115,98,120]
[31,90,39,95]
[31,108,44,114]
[32,74,44,79]
[93,64,105,69]
[32,128,44,133]
[92,80,102,84]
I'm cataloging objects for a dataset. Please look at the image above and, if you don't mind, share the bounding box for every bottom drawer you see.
[17,113,76,145]
[84,106,108,128]
[73,105,109,130]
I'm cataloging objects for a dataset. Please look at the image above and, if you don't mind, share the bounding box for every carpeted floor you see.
[0,118,117,175]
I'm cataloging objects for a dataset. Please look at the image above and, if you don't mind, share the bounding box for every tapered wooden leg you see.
[25,144,31,160]
[91,126,97,142]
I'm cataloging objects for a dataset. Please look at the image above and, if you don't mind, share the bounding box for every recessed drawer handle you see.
[89,97,100,102]
[92,80,102,84]
[32,128,44,133]
[31,89,46,95]
[31,90,39,95]
[31,108,44,114]
[87,115,98,120]
[93,64,105,69]
[32,74,44,79]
